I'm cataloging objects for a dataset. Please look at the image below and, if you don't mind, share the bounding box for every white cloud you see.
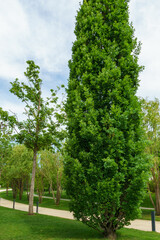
[0,0,81,82]
[0,0,30,80]
[129,0,160,99]
[0,0,160,114]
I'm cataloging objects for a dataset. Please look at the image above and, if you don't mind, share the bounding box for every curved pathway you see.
[0,197,73,219]
[0,190,160,233]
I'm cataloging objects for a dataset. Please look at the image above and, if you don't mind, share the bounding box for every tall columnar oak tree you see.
[10,60,65,215]
[65,1,149,239]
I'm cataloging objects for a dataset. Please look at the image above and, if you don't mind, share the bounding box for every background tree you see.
[141,98,160,215]
[10,60,65,214]
[0,108,15,191]
[9,144,32,200]
[40,150,64,205]
[0,108,15,182]
[1,144,32,199]
[0,129,12,184]
[64,0,149,239]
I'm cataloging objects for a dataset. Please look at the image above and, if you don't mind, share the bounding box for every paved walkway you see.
[0,198,73,220]
[0,189,160,233]
[33,194,71,201]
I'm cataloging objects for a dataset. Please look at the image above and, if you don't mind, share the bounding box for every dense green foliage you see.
[1,145,32,199]
[38,150,64,205]
[65,0,149,238]
[141,98,160,215]
[0,108,16,186]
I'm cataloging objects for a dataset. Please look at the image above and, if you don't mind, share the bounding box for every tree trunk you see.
[6,184,9,196]
[12,180,17,199]
[50,181,56,204]
[37,189,43,203]
[49,184,51,195]
[26,178,29,201]
[103,230,117,240]
[19,179,23,200]
[56,185,61,205]
[39,193,43,204]
[56,173,61,205]
[148,184,156,209]
[155,185,160,215]
[28,149,37,215]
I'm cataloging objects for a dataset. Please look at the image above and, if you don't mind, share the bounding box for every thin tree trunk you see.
[50,181,56,204]
[56,185,61,205]
[148,184,156,209]
[28,149,37,215]
[155,185,160,215]
[38,191,43,203]
[12,179,17,199]
[56,172,62,205]
[6,184,9,196]
[19,179,23,200]
[37,186,43,204]
[26,177,29,201]
[49,184,51,195]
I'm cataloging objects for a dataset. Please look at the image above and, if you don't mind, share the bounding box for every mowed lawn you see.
[0,207,160,240]
[140,193,160,221]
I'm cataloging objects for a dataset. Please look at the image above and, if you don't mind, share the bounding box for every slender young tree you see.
[65,1,149,239]
[10,60,65,215]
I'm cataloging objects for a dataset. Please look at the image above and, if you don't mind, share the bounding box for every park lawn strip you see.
[0,191,69,211]
[139,193,160,221]
[1,191,160,221]
[139,209,160,221]
[0,206,160,240]
[43,190,69,199]
[141,193,156,208]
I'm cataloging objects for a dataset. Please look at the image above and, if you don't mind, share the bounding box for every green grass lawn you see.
[139,193,160,221]
[139,209,160,221]
[0,191,70,211]
[0,206,160,240]
[141,193,155,208]
[43,190,69,199]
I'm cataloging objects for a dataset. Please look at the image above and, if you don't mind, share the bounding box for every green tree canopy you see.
[40,150,64,205]
[64,0,149,239]
[141,98,160,215]
[9,60,65,214]
[2,144,33,199]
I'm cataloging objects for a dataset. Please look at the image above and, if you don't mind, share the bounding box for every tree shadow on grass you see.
[26,214,103,239]
[0,207,102,240]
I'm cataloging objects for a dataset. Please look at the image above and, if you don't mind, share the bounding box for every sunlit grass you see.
[0,206,160,240]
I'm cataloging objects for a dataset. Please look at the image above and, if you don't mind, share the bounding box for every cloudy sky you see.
[0,0,160,119]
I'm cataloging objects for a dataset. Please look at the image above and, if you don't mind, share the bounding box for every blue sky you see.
[0,0,160,119]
